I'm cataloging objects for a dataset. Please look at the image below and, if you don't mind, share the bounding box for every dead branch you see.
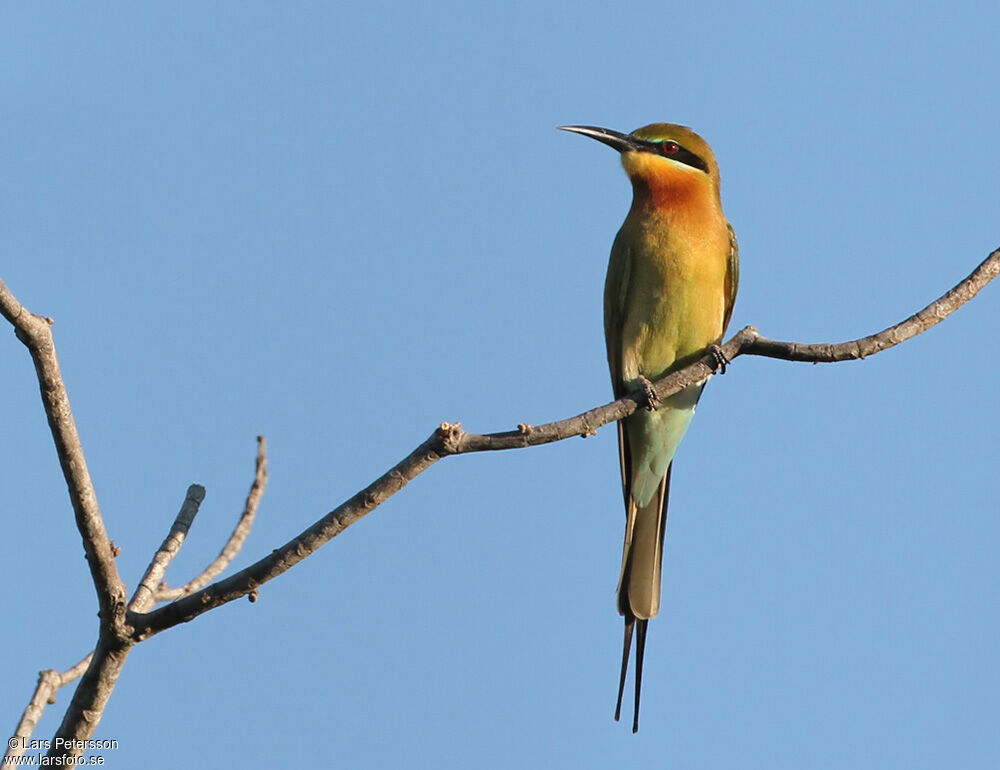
[155,437,268,601]
[131,485,207,612]
[1,444,263,761]
[5,656,90,761]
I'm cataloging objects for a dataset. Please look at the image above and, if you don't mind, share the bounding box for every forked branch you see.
[2,442,266,762]
[155,437,268,601]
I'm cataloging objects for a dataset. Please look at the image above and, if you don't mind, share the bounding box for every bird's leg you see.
[636,375,660,410]
[708,343,730,374]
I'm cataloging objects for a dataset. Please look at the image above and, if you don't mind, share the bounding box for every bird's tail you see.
[615,615,634,725]
[614,615,651,733]
[614,465,671,733]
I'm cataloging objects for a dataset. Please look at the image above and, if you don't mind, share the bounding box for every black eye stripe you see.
[637,139,709,173]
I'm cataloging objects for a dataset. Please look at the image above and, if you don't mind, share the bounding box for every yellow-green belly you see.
[618,218,728,385]
[610,211,729,506]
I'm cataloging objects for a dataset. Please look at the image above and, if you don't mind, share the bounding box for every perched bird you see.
[559,123,738,732]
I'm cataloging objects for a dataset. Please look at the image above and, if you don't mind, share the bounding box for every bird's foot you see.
[637,375,659,410]
[708,344,730,374]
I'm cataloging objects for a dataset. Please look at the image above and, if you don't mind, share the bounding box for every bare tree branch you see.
[130,246,1000,639]
[130,431,446,639]
[3,244,996,758]
[6,484,208,756]
[131,485,207,613]
[739,244,1000,363]
[4,656,90,761]
[0,279,128,638]
[155,437,269,601]
[44,440,265,759]
[4,444,264,760]
[49,646,130,752]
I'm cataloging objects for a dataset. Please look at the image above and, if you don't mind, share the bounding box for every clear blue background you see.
[2,2,998,768]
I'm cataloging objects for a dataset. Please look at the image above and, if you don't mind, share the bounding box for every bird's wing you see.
[604,233,632,398]
[722,223,739,334]
[604,234,633,508]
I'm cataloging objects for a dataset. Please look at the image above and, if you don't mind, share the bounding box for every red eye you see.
[661,141,679,154]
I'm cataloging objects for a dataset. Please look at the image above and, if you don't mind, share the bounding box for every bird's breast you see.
[616,206,730,386]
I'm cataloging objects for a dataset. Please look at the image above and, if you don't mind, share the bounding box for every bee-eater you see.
[560,123,738,732]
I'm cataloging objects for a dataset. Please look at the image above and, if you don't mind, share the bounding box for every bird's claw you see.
[708,344,730,374]
[637,375,659,410]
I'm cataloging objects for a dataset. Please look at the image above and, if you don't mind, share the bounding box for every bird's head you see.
[559,122,721,209]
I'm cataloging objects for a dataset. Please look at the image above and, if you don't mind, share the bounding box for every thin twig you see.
[4,655,91,761]
[131,485,207,613]
[11,439,265,759]
[155,436,268,601]
[5,440,265,758]
[44,438,266,758]
[741,244,1000,362]
[45,483,210,753]
[5,485,208,755]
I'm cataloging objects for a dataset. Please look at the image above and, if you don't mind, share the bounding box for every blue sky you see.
[2,2,998,768]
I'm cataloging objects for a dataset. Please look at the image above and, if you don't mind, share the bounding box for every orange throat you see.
[623,151,717,214]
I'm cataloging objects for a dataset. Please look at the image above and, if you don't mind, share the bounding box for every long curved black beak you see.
[558,125,637,153]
